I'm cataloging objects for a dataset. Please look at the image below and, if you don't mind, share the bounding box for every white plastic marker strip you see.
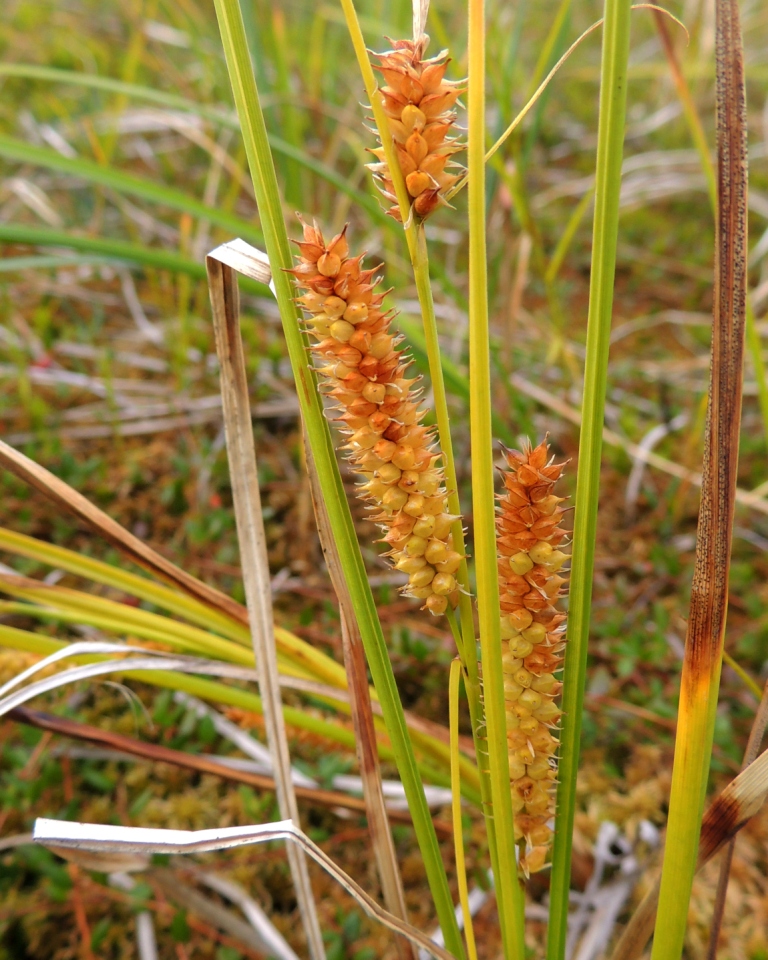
[34,817,454,960]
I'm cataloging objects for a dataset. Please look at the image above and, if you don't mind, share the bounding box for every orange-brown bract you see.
[368,37,465,222]
[497,439,569,875]
[291,220,462,616]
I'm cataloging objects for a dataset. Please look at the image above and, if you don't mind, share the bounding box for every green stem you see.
[336,0,478,681]
[467,0,525,957]
[546,3,632,958]
[211,3,465,957]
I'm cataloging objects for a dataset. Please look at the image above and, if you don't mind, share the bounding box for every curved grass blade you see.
[207,246,324,959]
[34,817,455,960]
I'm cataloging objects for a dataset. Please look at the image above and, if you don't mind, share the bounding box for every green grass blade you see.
[0,135,263,244]
[467,1,526,957]
[210,2,465,954]
[546,3,632,958]
[0,64,390,228]
[0,224,270,293]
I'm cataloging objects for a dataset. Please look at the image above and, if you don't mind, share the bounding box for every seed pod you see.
[291,219,462,615]
[368,38,465,223]
[497,438,569,875]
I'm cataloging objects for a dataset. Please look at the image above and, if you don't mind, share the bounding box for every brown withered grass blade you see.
[0,438,249,628]
[611,735,768,960]
[705,680,768,959]
[206,246,325,960]
[303,435,416,960]
[617,1,748,956]
[7,705,449,832]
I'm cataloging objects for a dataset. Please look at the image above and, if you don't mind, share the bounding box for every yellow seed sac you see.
[510,551,534,575]
[409,566,436,589]
[432,514,454,539]
[522,622,547,644]
[533,700,560,724]
[431,572,456,596]
[377,463,402,484]
[509,755,526,780]
[528,540,553,565]
[519,689,542,712]
[383,487,409,512]
[502,651,522,673]
[545,550,569,573]
[527,758,551,781]
[324,295,347,317]
[500,617,521,640]
[424,539,448,565]
[412,515,436,538]
[519,716,539,736]
[362,382,387,404]
[410,584,434,599]
[391,445,417,470]
[329,319,355,342]
[343,302,368,324]
[509,608,534,631]
[509,637,534,659]
[426,594,448,615]
[403,494,425,518]
[517,744,535,765]
[396,555,427,574]
[405,536,428,557]
[436,551,462,574]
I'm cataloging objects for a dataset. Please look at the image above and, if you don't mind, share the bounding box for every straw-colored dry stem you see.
[497,439,569,874]
[291,221,462,615]
[368,37,465,222]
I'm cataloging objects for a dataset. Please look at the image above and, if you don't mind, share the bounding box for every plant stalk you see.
[467,0,526,956]
[211,2,466,956]
[546,3,632,958]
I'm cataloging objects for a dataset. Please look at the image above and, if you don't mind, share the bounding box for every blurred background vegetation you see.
[0,0,767,957]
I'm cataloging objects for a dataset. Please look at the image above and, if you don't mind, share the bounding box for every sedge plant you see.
[0,0,759,957]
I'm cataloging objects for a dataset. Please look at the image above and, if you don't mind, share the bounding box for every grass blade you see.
[0,135,263,245]
[305,436,415,960]
[546,3,632,957]
[0,440,249,626]
[209,4,465,954]
[207,248,323,960]
[34,818,454,960]
[612,740,768,960]
[467,0,525,956]
[449,659,478,960]
[650,1,748,955]
[706,680,768,959]
[0,64,391,225]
